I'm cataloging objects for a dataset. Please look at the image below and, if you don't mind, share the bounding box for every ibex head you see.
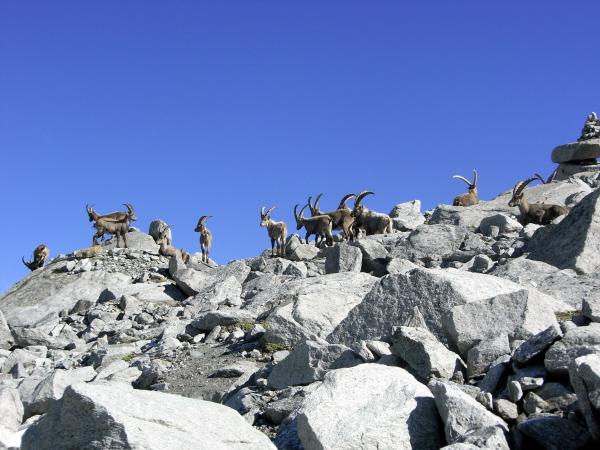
[352,191,374,217]
[194,215,211,232]
[508,175,544,207]
[124,204,137,221]
[453,170,478,192]
[86,204,96,222]
[294,204,309,230]
[307,194,324,216]
[337,193,356,210]
[260,206,275,227]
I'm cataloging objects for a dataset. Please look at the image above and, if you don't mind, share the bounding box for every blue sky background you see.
[1,1,598,291]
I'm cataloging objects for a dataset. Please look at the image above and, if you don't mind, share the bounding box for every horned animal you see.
[508,176,570,225]
[351,191,393,235]
[260,206,288,257]
[294,204,333,246]
[86,203,137,248]
[194,215,213,263]
[156,226,190,263]
[307,193,355,240]
[22,244,49,271]
[452,170,479,206]
[73,245,103,258]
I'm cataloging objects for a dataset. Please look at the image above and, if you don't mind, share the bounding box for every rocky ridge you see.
[1,170,600,449]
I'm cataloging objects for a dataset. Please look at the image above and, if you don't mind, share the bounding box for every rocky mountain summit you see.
[2,171,600,449]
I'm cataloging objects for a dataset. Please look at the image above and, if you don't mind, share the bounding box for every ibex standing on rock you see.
[294,204,333,246]
[156,225,190,263]
[194,215,213,263]
[22,244,49,271]
[86,203,137,248]
[509,176,570,225]
[452,170,479,206]
[352,191,393,236]
[260,207,287,257]
[307,193,356,241]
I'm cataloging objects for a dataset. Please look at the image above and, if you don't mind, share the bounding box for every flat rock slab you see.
[297,365,443,450]
[551,139,600,163]
[21,382,276,450]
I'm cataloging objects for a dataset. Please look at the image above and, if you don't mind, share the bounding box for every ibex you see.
[452,170,479,206]
[156,225,190,263]
[508,176,570,225]
[307,193,355,240]
[22,244,49,271]
[294,204,333,246]
[73,245,103,258]
[86,204,137,248]
[260,206,287,257]
[194,215,213,263]
[352,191,393,235]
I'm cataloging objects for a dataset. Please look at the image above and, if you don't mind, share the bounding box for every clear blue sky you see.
[1,1,598,291]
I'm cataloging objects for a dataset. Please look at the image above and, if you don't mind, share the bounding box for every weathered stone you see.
[0,387,23,435]
[191,309,255,332]
[349,238,389,275]
[457,426,509,450]
[552,139,600,163]
[27,367,96,415]
[209,361,258,379]
[507,380,523,402]
[528,188,600,275]
[283,261,308,278]
[514,365,546,391]
[324,243,362,274]
[1,349,38,376]
[267,340,361,389]
[545,323,600,375]
[569,353,600,441]
[478,355,511,393]
[583,296,600,323]
[466,334,510,378]
[386,258,420,275]
[148,219,171,244]
[391,326,463,380]
[516,415,592,450]
[513,324,563,365]
[366,340,392,357]
[21,382,276,450]
[0,312,13,350]
[428,379,508,445]
[389,200,425,231]
[297,365,443,450]
[263,272,377,347]
[170,260,250,297]
[479,214,523,236]
[103,231,160,254]
[494,399,518,421]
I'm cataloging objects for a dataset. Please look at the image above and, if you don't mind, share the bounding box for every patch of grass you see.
[121,353,137,362]
[555,310,579,321]
[223,321,256,333]
[262,342,289,353]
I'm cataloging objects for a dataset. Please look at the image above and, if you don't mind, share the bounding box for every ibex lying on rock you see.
[509,176,570,225]
[156,226,190,263]
[352,191,393,235]
[294,204,333,246]
[307,193,355,240]
[22,244,49,271]
[194,216,213,263]
[73,245,103,258]
[453,170,479,206]
[86,204,137,248]
[260,206,287,257]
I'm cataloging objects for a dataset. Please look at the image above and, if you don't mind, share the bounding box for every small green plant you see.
[262,342,289,353]
[121,353,137,362]
[223,321,256,333]
[555,310,579,321]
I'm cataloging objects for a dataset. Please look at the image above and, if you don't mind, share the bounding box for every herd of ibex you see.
[21,171,572,271]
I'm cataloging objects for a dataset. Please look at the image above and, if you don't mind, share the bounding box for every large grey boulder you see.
[512,324,563,365]
[170,259,250,297]
[391,326,463,380]
[545,323,600,375]
[26,367,97,416]
[528,188,600,274]
[466,334,510,379]
[428,380,508,446]
[267,340,362,389]
[479,214,522,236]
[21,382,276,450]
[329,268,559,355]
[392,224,468,262]
[297,365,443,450]
[389,200,425,231]
[0,312,13,350]
[148,219,171,244]
[569,353,600,441]
[349,238,389,275]
[103,231,160,254]
[552,139,600,163]
[324,243,362,273]
[516,416,592,450]
[191,309,256,331]
[0,387,23,444]
[263,272,377,347]
[0,269,131,328]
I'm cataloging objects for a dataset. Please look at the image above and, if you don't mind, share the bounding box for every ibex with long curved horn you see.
[260,206,287,257]
[307,193,355,240]
[22,244,49,271]
[194,215,213,263]
[453,170,479,206]
[86,203,137,248]
[156,225,190,263]
[294,204,333,246]
[351,191,393,236]
[508,175,570,225]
